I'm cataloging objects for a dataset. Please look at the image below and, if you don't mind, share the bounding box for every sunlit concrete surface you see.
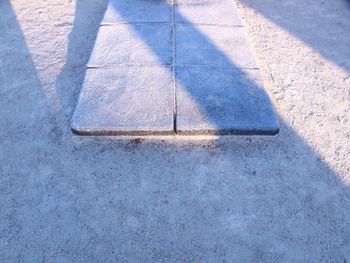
[0,0,350,262]
[71,67,174,136]
[71,0,278,135]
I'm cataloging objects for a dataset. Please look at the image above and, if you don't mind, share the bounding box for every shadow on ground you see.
[0,0,349,262]
[87,0,279,135]
[240,0,350,73]
[56,0,108,120]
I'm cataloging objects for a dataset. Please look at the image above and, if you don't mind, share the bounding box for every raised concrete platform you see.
[71,0,279,136]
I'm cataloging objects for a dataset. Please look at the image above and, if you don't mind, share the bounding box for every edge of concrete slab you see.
[71,129,280,137]
[175,127,280,136]
[71,124,176,136]
[71,123,279,136]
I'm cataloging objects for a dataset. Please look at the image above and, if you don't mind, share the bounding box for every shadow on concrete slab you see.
[78,0,280,135]
[53,1,349,261]
[1,0,349,261]
[56,0,108,121]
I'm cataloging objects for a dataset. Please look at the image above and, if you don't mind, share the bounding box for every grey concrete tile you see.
[102,0,172,24]
[175,66,279,135]
[88,24,173,66]
[175,24,258,68]
[71,66,174,135]
[174,0,243,26]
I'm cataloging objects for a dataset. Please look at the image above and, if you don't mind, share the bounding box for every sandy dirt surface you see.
[0,0,349,262]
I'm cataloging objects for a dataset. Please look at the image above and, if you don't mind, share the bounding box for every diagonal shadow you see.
[0,0,50,140]
[56,0,108,120]
[104,0,279,135]
[240,0,350,73]
[1,1,350,261]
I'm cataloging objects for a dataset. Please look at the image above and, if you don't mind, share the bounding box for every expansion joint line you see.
[171,0,177,133]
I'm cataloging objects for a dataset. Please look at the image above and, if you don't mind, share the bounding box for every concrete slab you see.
[71,66,174,136]
[88,24,173,67]
[72,0,279,136]
[102,0,172,24]
[175,24,258,68]
[174,0,243,26]
[175,66,279,135]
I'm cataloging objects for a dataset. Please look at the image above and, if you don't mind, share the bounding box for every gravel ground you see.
[0,0,349,262]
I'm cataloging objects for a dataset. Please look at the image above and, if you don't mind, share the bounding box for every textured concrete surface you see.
[102,0,172,24]
[1,0,350,262]
[88,24,173,67]
[72,67,174,135]
[74,0,276,135]
[174,0,243,26]
[175,24,258,68]
[176,67,278,134]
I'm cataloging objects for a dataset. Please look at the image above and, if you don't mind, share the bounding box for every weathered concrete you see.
[175,24,258,68]
[102,0,172,24]
[72,67,174,135]
[88,24,173,66]
[176,67,279,134]
[72,0,278,135]
[174,0,243,26]
[1,0,350,261]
